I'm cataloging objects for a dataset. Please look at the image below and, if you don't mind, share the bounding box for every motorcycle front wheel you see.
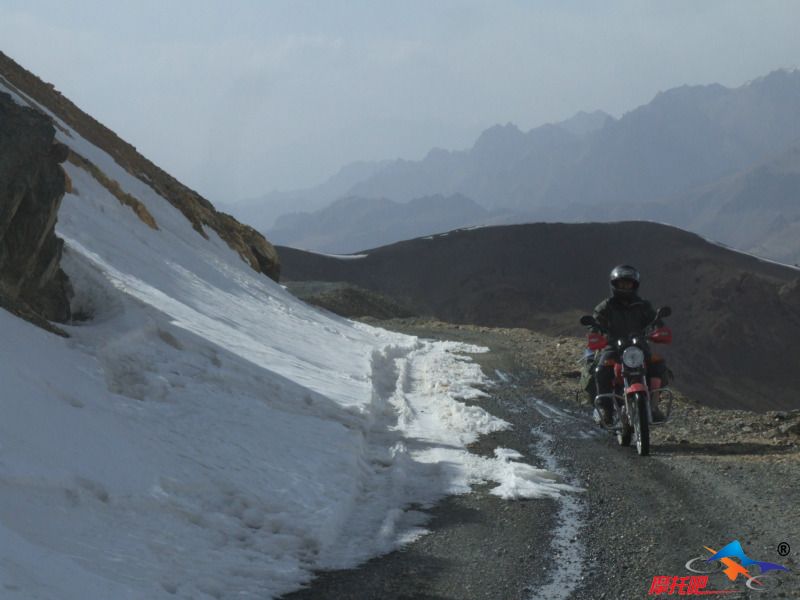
[633,393,650,456]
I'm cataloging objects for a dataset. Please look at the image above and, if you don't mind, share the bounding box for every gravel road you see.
[282,319,800,600]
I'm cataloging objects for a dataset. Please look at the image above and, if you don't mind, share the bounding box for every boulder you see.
[0,91,71,324]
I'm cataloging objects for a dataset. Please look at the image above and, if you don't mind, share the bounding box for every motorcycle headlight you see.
[622,346,645,368]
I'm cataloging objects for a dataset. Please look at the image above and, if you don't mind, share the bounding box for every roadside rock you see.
[284,281,416,319]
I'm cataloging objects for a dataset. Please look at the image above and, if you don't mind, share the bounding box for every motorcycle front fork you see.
[593,375,649,428]
[614,382,674,425]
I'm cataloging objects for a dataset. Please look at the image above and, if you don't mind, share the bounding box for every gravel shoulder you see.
[283,318,800,600]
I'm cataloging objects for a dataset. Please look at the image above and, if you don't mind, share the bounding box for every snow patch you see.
[527,426,586,600]
[0,80,577,599]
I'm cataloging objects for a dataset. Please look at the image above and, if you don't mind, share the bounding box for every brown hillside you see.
[0,51,279,282]
[278,221,800,411]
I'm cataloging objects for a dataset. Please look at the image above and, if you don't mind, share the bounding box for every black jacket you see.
[592,295,659,342]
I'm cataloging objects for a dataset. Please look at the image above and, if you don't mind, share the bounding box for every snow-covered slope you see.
[0,82,577,599]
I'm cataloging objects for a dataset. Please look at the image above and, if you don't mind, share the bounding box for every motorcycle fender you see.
[626,382,648,394]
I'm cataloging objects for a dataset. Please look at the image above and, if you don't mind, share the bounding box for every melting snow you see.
[0,80,573,599]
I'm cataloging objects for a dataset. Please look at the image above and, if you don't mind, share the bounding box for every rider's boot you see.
[595,366,615,427]
[650,377,666,422]
[596,396,614,426]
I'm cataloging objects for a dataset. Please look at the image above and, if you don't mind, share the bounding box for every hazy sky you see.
[2,1,800,203]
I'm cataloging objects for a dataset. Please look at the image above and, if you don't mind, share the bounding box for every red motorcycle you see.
[580,306,673,456]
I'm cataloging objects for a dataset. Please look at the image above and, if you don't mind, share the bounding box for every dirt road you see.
[283,320,800,599]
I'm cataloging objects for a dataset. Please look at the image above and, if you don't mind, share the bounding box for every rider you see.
[592,264,668,425]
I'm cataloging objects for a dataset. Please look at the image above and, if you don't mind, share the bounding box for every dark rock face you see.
[0,91,71,323]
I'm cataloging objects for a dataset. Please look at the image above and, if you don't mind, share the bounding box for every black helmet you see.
[609,264,640,299]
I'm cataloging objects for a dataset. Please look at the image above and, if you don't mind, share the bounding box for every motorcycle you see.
[579,306,674,456]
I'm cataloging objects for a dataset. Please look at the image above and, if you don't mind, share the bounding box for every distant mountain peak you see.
[554,109,613,136]
[473,122,524,146]
[424,146,455,161]
[743,67,800,97]
[234,66,800,246]
[749,67,800,85]
[650,81,728,106]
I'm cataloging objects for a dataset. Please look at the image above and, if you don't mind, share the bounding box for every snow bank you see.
[0,80,573,599]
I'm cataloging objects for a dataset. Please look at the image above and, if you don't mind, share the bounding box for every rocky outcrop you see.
[284,281,416,319]
[0,51,280,282]
[0,91,71,326]
[67,150,159,230]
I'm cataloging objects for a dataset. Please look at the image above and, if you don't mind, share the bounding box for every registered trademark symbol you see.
[778,542,791,557]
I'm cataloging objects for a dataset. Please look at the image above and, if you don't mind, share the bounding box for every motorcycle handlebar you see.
[579,306,672,335]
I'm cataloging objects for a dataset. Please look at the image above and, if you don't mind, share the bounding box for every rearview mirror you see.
[580,315,596,327]
[657,306,672,319]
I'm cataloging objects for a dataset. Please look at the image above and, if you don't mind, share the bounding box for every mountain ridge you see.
[277,221,800,412]
[258,69,800,213]
[268,193,493,253]
[232,68,800,258]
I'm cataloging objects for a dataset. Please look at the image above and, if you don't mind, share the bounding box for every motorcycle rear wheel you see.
[634,393,650,456]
